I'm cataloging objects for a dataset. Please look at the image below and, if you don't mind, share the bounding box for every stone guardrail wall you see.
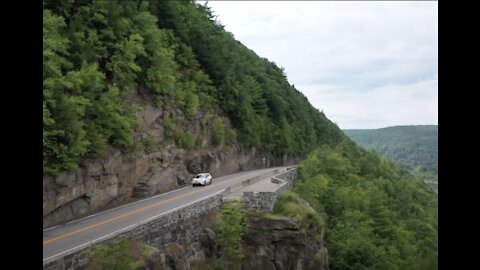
[44,193,224,270]
[242,168,297,212]
[43,168,285,270]
[223,168,284,195]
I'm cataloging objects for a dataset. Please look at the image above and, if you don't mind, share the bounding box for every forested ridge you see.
[344,125,438,181]
[293,140,438,269]
[43,0,343,175]
[43,1,437,269]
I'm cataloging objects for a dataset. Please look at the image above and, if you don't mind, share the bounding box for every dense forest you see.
[344,126,438,181]
[43,0,343,175]
[293,139,438,270]
[44,1,437,269]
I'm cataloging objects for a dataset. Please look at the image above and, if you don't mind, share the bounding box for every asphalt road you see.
[43,167,285,263]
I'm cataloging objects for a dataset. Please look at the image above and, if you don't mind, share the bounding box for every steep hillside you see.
[43,2,438,269]
[293,139,438,269]
[344,125,438,180]
[43,0,343,175]
[43,0,344,227]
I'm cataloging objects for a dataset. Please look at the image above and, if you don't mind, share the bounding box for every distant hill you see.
[344,125,438,181]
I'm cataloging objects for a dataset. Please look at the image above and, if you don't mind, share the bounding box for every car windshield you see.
[195,175,204,178]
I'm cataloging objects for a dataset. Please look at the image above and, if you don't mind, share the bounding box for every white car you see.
[192,173,213,187]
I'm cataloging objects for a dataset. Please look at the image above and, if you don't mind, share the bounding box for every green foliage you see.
[344,125,438,181]
[162,117,197,150]
[86,238,133,270]
[162,117,176,138]
[178,131,197,150]
[106,33,146,92]
[44,0,348,175]
[191,258,217,270]
[224,127,237,143]
[92,84,135,149]
[212,117,225,146]
[85,238,154,270]
[142,132,155,149]
[85,122,108,157]
[273,191,324,238]
[210,116,238,146]
[44,4,437,269]
[151,0,345,155]
[183,91,199,120]
[216,202,245,270]
[294,140,438,269]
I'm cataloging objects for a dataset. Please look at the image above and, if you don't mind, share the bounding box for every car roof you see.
[197,173,210,175]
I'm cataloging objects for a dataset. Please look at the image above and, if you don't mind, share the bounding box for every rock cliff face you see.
[192,213,328,270]
[134,212,328,270]
[240,216,328,270]
[43,95,300,228]
[42,142,295,229]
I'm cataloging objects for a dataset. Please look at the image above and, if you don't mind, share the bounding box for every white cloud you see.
[200,1,438,129]
[299,79,438,129]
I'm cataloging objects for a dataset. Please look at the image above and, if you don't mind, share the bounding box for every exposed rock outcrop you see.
[186,213,328,270]
[241,216,328,270]
[43,96,301,228]
[199,228,217,258]
[165,243,190,270]
[43,143,299,228]
[140,210,328,270]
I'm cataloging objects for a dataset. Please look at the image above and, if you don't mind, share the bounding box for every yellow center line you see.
[43,181,222,245]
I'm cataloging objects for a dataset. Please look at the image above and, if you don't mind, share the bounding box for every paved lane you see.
[43,167,285,262]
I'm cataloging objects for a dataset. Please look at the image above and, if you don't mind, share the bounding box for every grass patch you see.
[245,211,281,220]
[85,238,155,270]
[273,191,324,238]
[191,258,217,270]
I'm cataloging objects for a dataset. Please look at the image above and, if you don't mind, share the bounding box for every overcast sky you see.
[199,1,438,129]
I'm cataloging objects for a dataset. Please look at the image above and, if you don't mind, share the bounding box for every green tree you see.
[293,140,437,269]
[216,202,245,270]
[212,117,225,146]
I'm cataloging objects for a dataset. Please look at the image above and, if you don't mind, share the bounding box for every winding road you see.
[43,167,285,263]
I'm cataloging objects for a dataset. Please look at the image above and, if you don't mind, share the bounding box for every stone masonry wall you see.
[43,169,295,270]
[243,190,280,212]
[43,194,223,270]
[243,169,297,212]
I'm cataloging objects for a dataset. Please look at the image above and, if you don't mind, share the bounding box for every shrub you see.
[86,238,133,270]
[179,131,196,150]
[273,191,324,237]
[212,117,225,146]
[216,202,245,270]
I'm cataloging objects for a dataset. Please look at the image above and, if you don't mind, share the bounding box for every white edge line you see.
[43,225,62,232]
[43,186,192,232]
[43,167,290,263]
[45,168,283,231]
[43,189,226,264]
[43,223,138,263]
[44,167,286,231]
[143,189,225,223]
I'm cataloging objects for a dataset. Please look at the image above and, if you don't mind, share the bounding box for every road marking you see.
[42,225,62,233]
[43,167,283,246]
[43,223,138,263]
[49,169,267,230]
[43,190,225,263]
[141,189,225,223]
[43,179,228,245]
[65,186,191,226]
[43,186,193,232]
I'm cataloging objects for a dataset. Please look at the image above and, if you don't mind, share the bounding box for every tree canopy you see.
[293,139,438,269]
[43,0,344,174]
[344,125,438,181]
